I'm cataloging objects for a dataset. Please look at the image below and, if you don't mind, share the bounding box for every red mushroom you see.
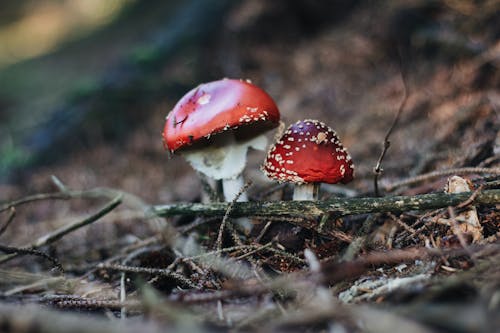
[262,119,354,200]
[163,78,280,202]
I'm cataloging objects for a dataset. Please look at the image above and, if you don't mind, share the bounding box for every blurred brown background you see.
[0,0,498,205]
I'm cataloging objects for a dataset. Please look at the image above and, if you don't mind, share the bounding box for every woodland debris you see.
[437,176,483,243]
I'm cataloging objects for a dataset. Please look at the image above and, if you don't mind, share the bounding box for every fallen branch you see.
[152,190,500,236]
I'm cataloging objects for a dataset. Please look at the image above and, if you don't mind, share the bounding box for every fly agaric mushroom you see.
[262,119,354,200]
[162,78,280,202]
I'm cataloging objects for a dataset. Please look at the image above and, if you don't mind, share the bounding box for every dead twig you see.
[234,242,273,260]
[0,194,122,265]
[385,167,500,192]
[98,263,198,289]
[0,192,72,213]
[216,181,252,252]
[44,295,142,312]
[0,244,64,273]
[177,217,220,234]
[373,57,410,196]
[456,184,485,209]
[36,194,122,247]
[0,207,16,236]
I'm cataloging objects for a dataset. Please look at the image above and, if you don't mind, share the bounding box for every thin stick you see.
[177,217,220,234]
[234,242,273,260]
[0,195,122,264]
[181,244,262,261]
[98,263,197,289]
[255,221,273,243]
[0,207,16,236]
[50,175,69,193]
[45,295,142,312]
[33,194,122,247]
[373,59,410,196]
[0,244,64,272]
[120,272,127,319]
[456,184,485,209]
[215,181,252,252]
[0,192,71,213]
[385,167,500,192]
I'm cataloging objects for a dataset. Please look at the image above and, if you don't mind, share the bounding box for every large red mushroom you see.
[163,78,280,202]
[262,119,354,200]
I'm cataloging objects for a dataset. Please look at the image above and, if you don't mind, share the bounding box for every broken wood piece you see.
[437,176,483,243]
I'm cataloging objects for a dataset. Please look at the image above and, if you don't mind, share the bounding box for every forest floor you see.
[0,1,499,332]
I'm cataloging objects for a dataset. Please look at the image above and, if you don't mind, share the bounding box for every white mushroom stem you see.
[181,131,267,202]
[181,131,268,232]
[222,176,248,202]
[293,183,320,201]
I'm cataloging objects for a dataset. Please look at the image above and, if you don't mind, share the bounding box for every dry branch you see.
[152,189,500,236]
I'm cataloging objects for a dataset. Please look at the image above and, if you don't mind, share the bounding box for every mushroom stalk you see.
[222,176,248,202]
[293,183,319,201]
[181,131,266,201]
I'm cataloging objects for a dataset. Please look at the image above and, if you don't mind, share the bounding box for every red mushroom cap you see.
[262,119,354,184]
[162,79,280,153]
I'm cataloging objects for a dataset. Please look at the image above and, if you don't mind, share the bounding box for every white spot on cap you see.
[197,93,211,105]
[317,132,327,143]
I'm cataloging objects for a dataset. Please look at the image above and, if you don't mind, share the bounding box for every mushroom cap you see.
[262,119,354,184]
[162,79,280,153]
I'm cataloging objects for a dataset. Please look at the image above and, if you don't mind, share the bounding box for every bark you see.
[151,189,500,236]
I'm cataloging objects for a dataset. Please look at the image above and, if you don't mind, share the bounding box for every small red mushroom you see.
[163,78,280,202]
[262,119,354,200]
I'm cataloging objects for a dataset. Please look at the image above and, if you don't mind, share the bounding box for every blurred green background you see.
[0,0,232,180]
